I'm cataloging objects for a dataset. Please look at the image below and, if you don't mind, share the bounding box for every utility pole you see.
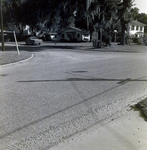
[0,0,5,51]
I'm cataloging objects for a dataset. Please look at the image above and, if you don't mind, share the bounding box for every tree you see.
[3,0,27,40]
[77,0,120,46]
[3,0,54,37]
[130,7,139,19]
[117,0,134,45]
[2,0,134,45]
[45,0,78,31]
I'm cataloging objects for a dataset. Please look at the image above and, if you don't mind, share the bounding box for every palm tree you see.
[85,0,119,47]
[118,0,133,45]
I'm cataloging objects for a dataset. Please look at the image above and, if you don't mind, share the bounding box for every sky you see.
[133,0,147,14]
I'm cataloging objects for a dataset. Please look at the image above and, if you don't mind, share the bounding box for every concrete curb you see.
[0,52,34,68]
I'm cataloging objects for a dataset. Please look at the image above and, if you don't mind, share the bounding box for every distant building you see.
[49,32,60,41]
[23,25,31,36]
[127,20,146,38]
[50,27,90,42]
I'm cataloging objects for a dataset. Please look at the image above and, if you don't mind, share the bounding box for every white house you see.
[127,20,146,38]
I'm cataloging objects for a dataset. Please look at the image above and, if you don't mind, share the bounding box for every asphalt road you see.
[1,45,147,149]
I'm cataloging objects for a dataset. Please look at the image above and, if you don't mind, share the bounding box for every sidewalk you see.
[50,109,147,150]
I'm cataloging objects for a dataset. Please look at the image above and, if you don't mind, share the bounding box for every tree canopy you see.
[2,0,142,44]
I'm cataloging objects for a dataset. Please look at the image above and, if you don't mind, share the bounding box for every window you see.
[62,34,64,37]
[77,34,80,38]
[140,27,142,31]
[131,25,134,30]
[136,26,139,30]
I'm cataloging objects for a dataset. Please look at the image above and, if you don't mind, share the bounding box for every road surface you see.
[1,44,147,149]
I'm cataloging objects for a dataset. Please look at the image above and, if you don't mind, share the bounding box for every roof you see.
[130,20,146,27]
[58,26,85,34]
[49,32,57,35]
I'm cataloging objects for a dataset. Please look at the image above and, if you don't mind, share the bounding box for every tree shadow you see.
[18,77,147,85]
[1,77,147,141]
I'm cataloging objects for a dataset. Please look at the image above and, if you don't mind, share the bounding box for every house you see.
[127,20,146,38]
[50,27,90,42]
[23,25,31,36]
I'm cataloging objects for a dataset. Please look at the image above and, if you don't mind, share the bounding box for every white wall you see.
[129,24,144,37]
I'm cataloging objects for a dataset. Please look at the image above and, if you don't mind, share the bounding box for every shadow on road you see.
[1,76,146,142]
[18,77,147,85]
[0,77,134,140]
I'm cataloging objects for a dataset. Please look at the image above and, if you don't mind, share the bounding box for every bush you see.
[132,37,144,45]
[125,37,133,44]
[143,38,147,45]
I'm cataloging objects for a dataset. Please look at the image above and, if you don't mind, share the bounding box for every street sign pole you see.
[13,31,20,55]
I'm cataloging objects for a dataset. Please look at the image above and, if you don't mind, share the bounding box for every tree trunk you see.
[120,19,126,45]
[17,24,24,41]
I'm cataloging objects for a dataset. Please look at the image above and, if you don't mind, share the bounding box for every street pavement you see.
[0,42,147,150]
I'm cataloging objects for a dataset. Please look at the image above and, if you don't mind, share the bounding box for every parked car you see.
[25,36,43,45]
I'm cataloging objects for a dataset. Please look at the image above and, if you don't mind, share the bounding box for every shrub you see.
[143,38,147,45]
[132,37,144,45]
